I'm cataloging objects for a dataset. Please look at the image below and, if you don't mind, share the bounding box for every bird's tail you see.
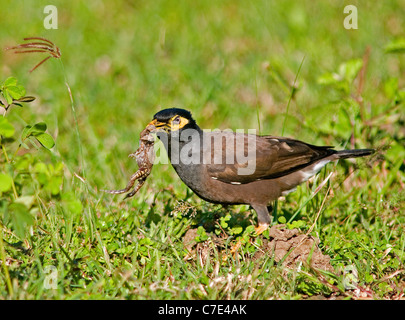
[335,148,375,159]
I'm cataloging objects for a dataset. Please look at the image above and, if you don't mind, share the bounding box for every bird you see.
[148,107,374,236]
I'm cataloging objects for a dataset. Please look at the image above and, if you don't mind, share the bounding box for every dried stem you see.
[6,37,61,72]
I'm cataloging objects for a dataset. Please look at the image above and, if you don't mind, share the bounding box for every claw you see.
[254,223,269,236]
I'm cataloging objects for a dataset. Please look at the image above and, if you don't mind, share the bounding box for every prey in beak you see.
[148,119,170,132]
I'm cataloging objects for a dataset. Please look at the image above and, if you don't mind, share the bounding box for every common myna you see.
[149,108,374,234]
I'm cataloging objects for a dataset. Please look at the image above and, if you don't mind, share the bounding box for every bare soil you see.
[183,225,334,273]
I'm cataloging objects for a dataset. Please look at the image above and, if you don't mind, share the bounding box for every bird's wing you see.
[203,131,335,184]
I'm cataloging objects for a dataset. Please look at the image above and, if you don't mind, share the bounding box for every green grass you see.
[0,0,404,299]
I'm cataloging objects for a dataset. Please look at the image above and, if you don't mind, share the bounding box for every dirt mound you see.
[183,225,333,273]
[253,225,334,272]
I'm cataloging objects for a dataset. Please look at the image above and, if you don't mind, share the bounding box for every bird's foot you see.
[223,223,270,261]
[254,223,269,236]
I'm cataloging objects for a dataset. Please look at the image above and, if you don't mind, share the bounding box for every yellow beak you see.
[148,119,169,131]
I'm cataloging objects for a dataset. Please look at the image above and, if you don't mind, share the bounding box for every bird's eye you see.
[172,116,181,124]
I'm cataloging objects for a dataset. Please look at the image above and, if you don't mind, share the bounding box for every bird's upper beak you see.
[148,119,169,131]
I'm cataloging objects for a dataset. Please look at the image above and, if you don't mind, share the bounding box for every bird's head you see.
[148,108,197,134]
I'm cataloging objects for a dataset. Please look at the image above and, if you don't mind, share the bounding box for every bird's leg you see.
[253,205,271,241]
[254,204,271,228]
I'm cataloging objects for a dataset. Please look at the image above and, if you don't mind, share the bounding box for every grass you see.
[0,0,404,299]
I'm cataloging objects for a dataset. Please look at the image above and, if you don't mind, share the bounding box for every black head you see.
[149,108,197,132]
[153,108,193,122]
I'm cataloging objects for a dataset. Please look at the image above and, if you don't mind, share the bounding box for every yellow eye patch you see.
[170,116,189,131]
